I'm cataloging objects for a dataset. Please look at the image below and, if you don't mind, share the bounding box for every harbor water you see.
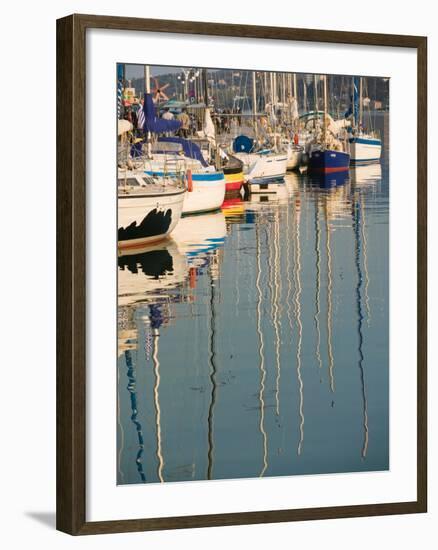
[117,113,389,485]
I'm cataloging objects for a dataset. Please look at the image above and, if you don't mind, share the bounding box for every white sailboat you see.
[134,69,226,215]
[348,77,382,164]
[233,71,288,192]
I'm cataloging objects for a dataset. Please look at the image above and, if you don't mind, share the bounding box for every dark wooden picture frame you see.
[56,13,427,535]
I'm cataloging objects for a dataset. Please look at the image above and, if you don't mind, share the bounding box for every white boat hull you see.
[182,173,226,215]
[118,189,186,249]
[286,145,303,170]
[349,137,382,164]
[236,152,288,187]
[143,158,225,216]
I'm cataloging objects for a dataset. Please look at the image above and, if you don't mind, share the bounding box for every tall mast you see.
[303,78,307,112]
[252,71,258,141]
[313,74,318,114]
[203,68,209,107]
[352,76,356,129]
[359,76,363,128]
[145,65,152,158]
[323,74,328,147]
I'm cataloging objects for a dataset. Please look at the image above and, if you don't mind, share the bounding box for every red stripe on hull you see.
[310,166,350,174]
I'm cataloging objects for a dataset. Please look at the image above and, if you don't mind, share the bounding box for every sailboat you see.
[233,72,288,192]
[307,75,350,174]
[137,93,226,215]
[117,122,186,251]
[347,77,382,165]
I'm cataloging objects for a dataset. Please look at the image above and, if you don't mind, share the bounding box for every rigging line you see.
[353,198,370,459]
[152,328,165,482]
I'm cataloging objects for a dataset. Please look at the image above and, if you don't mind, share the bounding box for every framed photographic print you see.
[56,14,427,535]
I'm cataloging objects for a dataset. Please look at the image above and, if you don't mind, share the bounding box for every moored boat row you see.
[117,68,383,251]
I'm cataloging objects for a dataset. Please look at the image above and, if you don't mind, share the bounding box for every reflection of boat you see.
[309,171,350,189]
[221,197,245,223]
[171,210,226,265]
[350,162,382,187]
[118,211,227,306]
[118,170,186,250]
[118,240,187,306]
[245,183,289,205]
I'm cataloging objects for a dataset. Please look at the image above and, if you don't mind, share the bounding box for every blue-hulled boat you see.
[307,75,350,174]
[308,149,350,173]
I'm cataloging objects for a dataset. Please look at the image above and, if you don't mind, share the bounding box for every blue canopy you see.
[344,77,360,126]
[143,93,181,134]
[157,137,209,167]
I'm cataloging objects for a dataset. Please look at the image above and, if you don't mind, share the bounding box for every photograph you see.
[116,63,390,485]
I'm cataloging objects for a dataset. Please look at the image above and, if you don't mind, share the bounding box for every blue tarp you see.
[157,137,209,167]
[344,77,360,125]
[143,93,182,134]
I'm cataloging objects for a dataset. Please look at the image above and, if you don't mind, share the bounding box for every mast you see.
[252,70,258,142]
[313,74,318,114]
[203,68,209,107]
[359,76,363,128]
[323,74,328,147]
[145,65,152,158]
[352,76,356,129]
[303,78,307,112]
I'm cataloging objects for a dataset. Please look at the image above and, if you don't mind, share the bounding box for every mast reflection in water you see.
[117,120,389,485]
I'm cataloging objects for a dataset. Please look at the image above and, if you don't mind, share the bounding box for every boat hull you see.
[118,189,185,250]
[224,171,244,193]
[348,137,382,164]
[236,152,288,185]
[182,172,226,215]
[286,146,303,170]
[308,150,350,173]
[145,170,226,216]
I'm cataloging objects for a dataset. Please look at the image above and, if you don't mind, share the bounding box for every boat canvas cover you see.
[158,137,209,167]
[344,76,360,125]
[143,93,182,134]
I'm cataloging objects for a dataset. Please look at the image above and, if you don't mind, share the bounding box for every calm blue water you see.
[117,115,389,485]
